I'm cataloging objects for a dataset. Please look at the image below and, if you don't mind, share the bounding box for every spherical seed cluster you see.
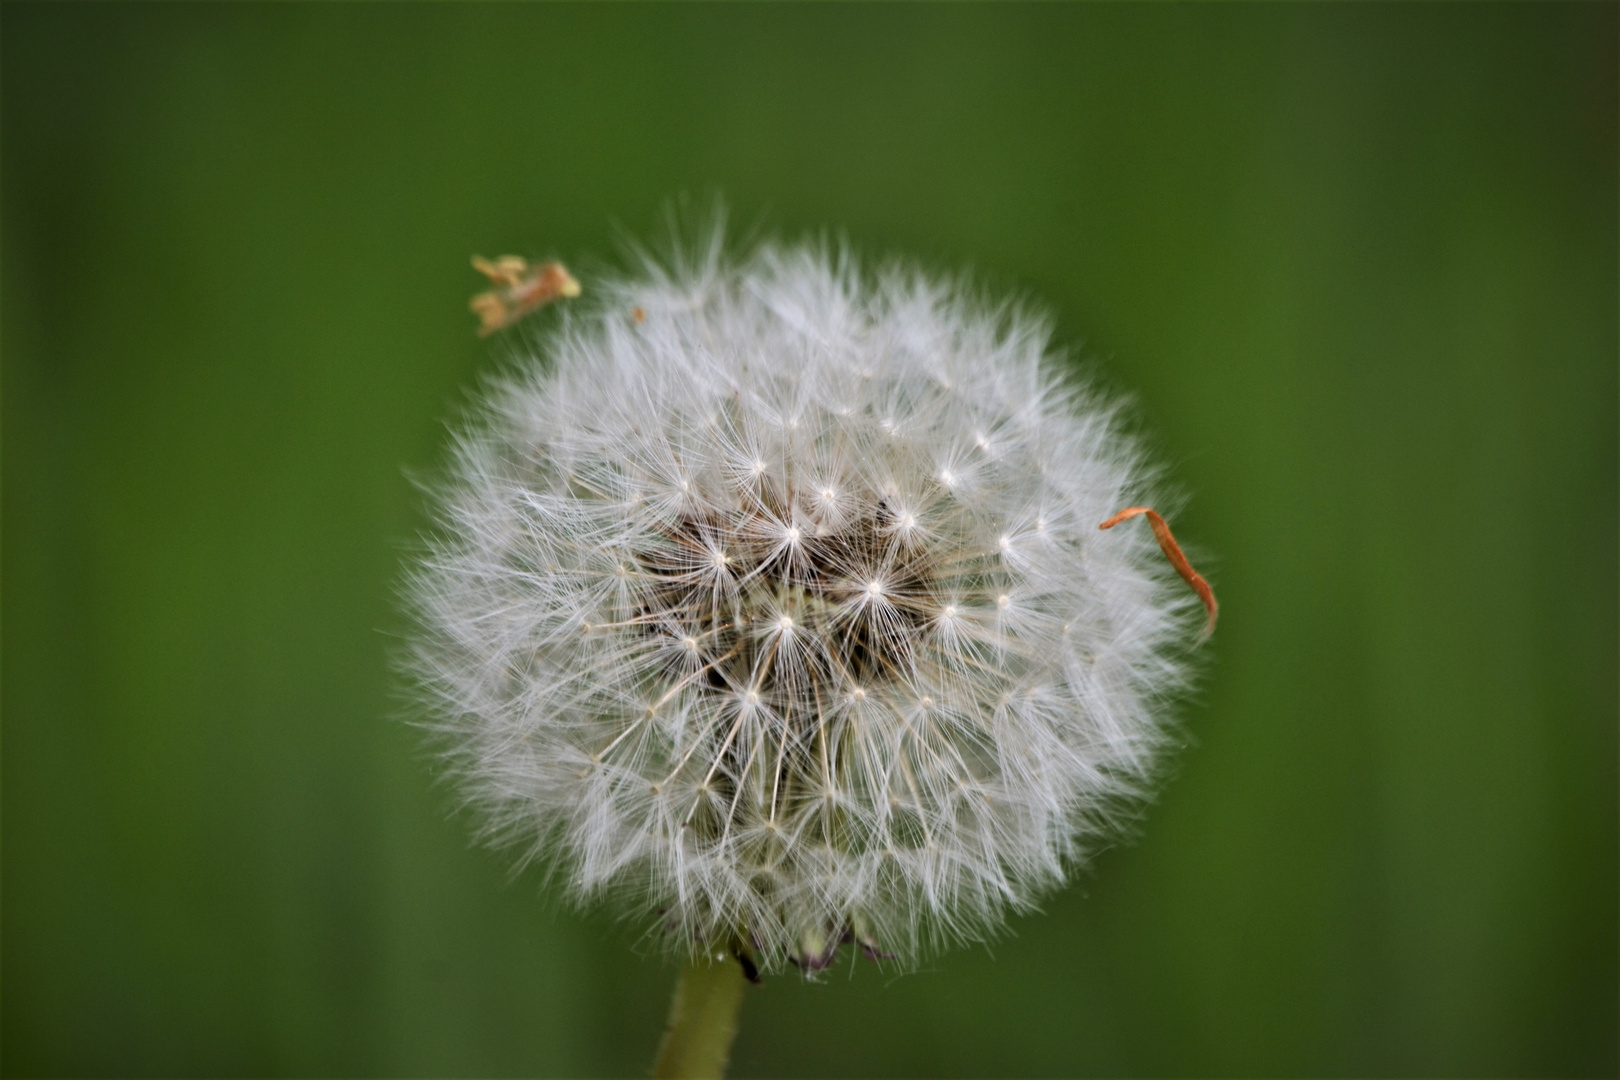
[408,239,1199,972]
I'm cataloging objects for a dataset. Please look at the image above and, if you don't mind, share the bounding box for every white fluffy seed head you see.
[407,234,1202,973]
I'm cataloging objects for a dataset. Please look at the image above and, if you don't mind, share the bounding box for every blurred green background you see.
[4,3,1615,1077]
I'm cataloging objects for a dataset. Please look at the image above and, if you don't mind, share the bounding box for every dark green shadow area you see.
[4,3,1614,1076]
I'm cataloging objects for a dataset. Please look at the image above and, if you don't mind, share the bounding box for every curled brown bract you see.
[469,255,581,336]
[1099,507,1217,640]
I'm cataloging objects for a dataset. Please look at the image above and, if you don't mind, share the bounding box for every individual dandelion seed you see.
[407,228,1215,1077]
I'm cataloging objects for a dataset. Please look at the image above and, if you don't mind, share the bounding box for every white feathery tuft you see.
[406,231,1203,973]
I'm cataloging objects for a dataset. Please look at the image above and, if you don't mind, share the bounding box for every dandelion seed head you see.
[407,232,1202,973]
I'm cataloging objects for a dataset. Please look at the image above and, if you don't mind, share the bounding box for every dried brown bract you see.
[469,255,581,336]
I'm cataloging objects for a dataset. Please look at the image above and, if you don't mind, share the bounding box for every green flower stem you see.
[652,953,748,1079]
